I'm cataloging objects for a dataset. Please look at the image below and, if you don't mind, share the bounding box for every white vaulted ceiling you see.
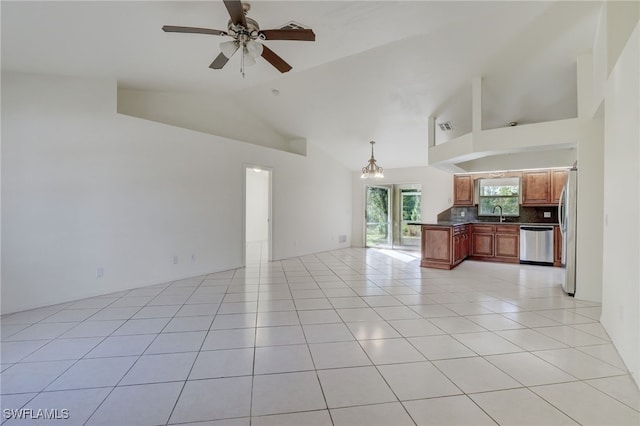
[1,1,600,170]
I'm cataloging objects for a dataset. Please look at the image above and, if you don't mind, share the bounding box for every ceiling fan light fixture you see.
[246,40,263,58]
[360,141,384,179]
[220,40,239,58]
[243,48,257,66]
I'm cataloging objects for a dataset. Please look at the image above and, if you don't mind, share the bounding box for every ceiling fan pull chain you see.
[241,42,245,78]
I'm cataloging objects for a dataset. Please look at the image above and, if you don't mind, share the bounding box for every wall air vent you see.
[280,21,308,30]
[438,121,453,131]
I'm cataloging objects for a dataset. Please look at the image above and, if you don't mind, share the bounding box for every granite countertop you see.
[409,221,559,227]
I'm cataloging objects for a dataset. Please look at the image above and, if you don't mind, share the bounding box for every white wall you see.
[245,169,269,243]
[351,166,452,247]
[117,89,306,156]
[600,22,640,386]
[575,51,605,303]
[1,72,352,314]
[574,116,604,303]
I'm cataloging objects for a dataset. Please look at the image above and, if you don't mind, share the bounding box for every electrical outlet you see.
[96,267,104,278]
[173,255,179,264]
[461,211,465,217]
[544,211,551,218]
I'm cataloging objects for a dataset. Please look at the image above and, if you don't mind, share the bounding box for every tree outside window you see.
[478,177,520,217]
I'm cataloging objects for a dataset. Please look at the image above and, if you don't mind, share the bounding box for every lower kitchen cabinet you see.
[495,233,519,260]
[453,225,470,264]
[471,224,494,257]
[421,226,451,268]
[420,223,522,270]
[472,233,494,257]
[420,225,469,270]
[470,224,520,263]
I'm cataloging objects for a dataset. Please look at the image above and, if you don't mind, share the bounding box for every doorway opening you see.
[245,166,272,266]
[365,183,422,250]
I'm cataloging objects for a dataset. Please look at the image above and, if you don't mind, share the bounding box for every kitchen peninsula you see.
[416,222,510,269]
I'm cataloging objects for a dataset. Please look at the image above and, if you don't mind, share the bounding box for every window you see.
[400,188,421,247]
[478,177,520,217]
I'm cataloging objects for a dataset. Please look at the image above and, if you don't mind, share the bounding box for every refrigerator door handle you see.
[558,185,566,237]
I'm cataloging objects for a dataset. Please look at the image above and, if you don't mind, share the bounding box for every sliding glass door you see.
[365,184,422,249]
[365,185,392,247]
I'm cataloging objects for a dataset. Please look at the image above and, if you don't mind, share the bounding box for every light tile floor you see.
[1,247,639,425]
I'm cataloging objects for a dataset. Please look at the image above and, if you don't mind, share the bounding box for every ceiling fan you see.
[162,0,315,77]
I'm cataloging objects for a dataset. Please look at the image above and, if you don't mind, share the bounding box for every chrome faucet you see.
[493,205,504,222]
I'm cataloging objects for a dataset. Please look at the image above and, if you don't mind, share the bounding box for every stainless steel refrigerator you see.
[558,167,577,295]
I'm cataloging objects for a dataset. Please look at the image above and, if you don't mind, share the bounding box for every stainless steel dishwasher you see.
[519,225,554,265]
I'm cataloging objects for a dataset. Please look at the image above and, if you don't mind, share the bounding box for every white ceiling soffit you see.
[456,148,577,173]
[1,1,601,170]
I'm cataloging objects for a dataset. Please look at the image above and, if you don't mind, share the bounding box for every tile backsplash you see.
[439,206,558,224]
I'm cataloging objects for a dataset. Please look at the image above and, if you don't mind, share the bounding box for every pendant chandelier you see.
[360,141,384,179]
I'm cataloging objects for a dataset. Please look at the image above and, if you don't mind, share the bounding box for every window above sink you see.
[478,177,520,217]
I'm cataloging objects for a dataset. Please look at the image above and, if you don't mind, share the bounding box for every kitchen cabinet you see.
[554,225,563,267]
[420,224,469,269]
[522,170,550,205]
[471,224,494,257]
[522,169,569,206]
[453,175,474,206]
[470,224,519,263]
[550,169,568,204]
[494,225,520,260]
[453,225,470,264]
[420,226,452,269]
[453,168,568,208]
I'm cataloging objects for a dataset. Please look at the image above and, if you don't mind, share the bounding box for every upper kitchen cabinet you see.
[522,170,551,205]
[453,175,474,206]
[550,169,569,204]
[453,168,569,207]
[522,169,569,205]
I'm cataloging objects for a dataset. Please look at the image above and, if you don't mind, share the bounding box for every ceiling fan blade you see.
[223,0,247,28]
[162,25,226,36]
[261,45,292,73]
[210,51,234,69]
[260,29,316,42]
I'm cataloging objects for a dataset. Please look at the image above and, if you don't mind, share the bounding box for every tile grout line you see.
[2,248,636,425]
